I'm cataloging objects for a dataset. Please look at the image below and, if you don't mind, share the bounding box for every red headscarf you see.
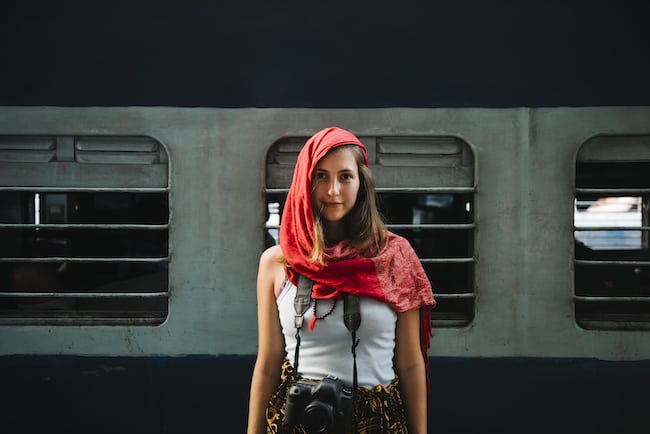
[279,126,436,389]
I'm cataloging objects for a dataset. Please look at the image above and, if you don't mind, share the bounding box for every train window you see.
[0,135,169,325]
[574,135,650,330]
[266,135,476,327]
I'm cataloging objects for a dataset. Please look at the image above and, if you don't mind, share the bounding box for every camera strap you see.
[343,292,361,393]
[293,274,313,377]
[293,274,361,393]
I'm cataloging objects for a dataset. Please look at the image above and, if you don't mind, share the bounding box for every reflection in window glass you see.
[574,196,642,250]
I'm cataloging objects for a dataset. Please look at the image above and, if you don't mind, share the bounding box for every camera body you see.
[284,375,354,434]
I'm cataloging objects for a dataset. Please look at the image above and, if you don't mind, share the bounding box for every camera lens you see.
[284,383,312,428]
[303,402,334,433]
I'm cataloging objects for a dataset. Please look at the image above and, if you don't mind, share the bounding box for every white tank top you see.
[277,279,397,388]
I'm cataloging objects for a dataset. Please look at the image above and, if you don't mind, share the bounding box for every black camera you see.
[284,375,354,434]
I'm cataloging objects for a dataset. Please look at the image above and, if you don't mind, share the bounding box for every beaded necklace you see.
[308,298,338,331]
[312,298,338,320]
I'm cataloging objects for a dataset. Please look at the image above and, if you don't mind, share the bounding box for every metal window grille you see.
[574,135,650,330]
[0,135,170,325]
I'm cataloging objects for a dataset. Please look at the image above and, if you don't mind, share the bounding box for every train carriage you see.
[2,1,650,433]
[1,107,649,433]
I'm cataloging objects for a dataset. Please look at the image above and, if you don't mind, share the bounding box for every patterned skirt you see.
[266,359,409,434]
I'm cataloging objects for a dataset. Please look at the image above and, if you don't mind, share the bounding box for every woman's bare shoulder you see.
[259,244,284,265]
[258,245,286,296]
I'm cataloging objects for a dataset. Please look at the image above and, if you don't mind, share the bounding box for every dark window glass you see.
[0,135,169,325]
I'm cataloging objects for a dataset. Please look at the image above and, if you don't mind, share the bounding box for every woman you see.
[247,127,435,434]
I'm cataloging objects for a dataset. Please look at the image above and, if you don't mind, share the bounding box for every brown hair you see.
[310,145,387,263]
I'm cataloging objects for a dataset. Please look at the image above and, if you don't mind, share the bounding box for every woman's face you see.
[312,147,361,226]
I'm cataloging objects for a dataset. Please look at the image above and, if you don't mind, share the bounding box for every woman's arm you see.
[394,308,428,434]
[246,245,287,434]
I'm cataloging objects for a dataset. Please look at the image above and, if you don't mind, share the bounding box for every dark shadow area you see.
[2,1,650,107]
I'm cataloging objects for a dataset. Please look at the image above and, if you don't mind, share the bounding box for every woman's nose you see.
[328,179,340,195]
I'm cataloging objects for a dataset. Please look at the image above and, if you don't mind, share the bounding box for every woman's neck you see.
[324,222,346,246]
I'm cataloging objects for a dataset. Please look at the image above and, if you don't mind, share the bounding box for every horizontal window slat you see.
[0,223,168,230]
[574,226,650,231]
[0,135,58,163]
[0,316,165,326]
[575,259,650,266]
[574,295,650,302]
[0,186,169,193]
[420,257,474,264]
[265,187,477,194]
[430,318,472,327]
[75,136,159,152]
[0,292,167,299]
[377,137,462,155]
[265,139,303,165]
[265,223,476,230]
[272,140,305,153]
[0,136,55,150]
[0,257,168,263]
[377,154,461,167]
[270,154,299,165]
[76,151,159,165]
[0,162,168,189]
[576,188,650,194]
[0,150,56,163]
[433,292,475,299]
[372,166,474,188]
[386,223,476,230]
